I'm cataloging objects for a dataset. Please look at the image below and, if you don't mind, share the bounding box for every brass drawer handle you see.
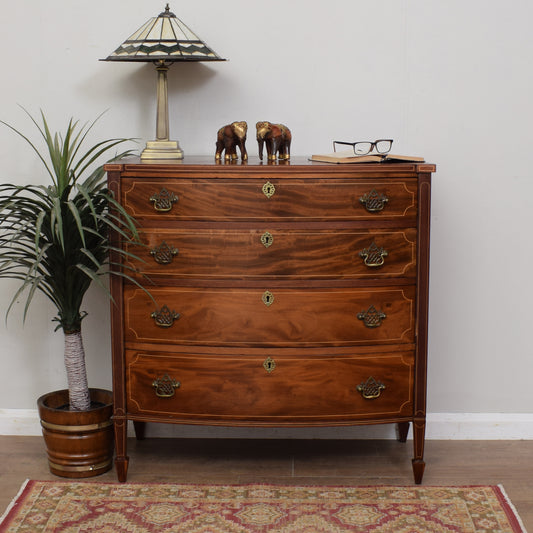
[261,231,273,248]
[150,241,179,264]
[149,188,179,212]
[151,305,180,327]
[357,305,386,328]
[262,181,276,198]
[152,374,180,398]
[359,242,388,267]
[357,377,385,399]
[359,189,388,212]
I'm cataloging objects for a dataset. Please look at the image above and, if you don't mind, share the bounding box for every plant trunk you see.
[64,330,91,411]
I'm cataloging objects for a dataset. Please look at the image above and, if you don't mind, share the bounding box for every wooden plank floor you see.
[1,436,531,529]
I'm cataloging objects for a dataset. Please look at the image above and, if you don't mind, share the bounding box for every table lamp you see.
[102,4,225,160]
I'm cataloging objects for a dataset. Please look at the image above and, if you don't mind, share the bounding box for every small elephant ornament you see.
[215,121,248,161]
[256,121,291,161]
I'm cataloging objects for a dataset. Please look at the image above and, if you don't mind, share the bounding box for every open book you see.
[310,149,425,164]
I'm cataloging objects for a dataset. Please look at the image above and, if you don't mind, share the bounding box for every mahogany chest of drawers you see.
[106,157,434,483]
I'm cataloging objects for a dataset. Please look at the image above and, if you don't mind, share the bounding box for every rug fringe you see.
[498,484,529,533]
[0,479,31,527]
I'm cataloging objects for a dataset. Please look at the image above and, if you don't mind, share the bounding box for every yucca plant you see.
[0,110,142,411]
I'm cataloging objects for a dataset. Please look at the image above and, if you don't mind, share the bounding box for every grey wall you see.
[0,1,532,422]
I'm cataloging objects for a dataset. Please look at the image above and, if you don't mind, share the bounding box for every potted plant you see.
[0,110,142,477]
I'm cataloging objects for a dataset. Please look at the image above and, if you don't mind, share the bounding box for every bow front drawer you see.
[124,286,415,347]
[128,228,417,280]
[120,177,417,221]
[125,350,414,422]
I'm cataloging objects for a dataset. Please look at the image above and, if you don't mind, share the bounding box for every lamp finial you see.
[161,4,175,17]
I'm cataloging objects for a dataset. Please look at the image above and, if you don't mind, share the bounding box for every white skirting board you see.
[1,410,533,439]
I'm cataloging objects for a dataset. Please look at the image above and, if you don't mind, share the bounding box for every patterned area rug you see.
[0,481,527,532]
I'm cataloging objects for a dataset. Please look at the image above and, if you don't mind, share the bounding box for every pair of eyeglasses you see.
[333,139,393,155]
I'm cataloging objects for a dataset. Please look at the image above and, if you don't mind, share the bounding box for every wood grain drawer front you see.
[126,351,414,422]
[121,178,417,221]
[124,287,415,347]
[131,228,417,279]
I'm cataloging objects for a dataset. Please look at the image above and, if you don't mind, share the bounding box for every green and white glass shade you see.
[102,4,225,160]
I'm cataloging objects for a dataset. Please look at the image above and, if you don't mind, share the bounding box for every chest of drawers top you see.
[105,156,434,175]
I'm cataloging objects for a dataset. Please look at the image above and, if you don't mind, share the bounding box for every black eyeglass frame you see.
[333,139,393,155]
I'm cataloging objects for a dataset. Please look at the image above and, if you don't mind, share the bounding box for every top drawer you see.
[120,178,417,222]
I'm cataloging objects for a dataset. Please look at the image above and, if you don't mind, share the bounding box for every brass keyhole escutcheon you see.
[262,181,276,199]
[262,290,274,307]
[261,231,273,248]
[263,357,276,373]
[149,188,178,212]
[152,374,180,398]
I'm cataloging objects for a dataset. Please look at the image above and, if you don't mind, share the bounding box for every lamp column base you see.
[141,140,184,160]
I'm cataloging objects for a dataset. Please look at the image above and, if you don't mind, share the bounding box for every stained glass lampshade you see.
[102,4,225,160]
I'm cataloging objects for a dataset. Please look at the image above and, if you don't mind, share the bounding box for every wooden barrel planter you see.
[37,388,114,478]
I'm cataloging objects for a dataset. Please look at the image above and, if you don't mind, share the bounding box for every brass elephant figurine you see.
[256,121,291,161]
[215,121,248,161]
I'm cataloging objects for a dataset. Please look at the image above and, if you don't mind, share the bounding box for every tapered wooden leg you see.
[412,459,425,484]
[114,417,129,482]
[133,421,146,440]
[412,417,426,484]
[396,422,410,442]
[115,456,129,483]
